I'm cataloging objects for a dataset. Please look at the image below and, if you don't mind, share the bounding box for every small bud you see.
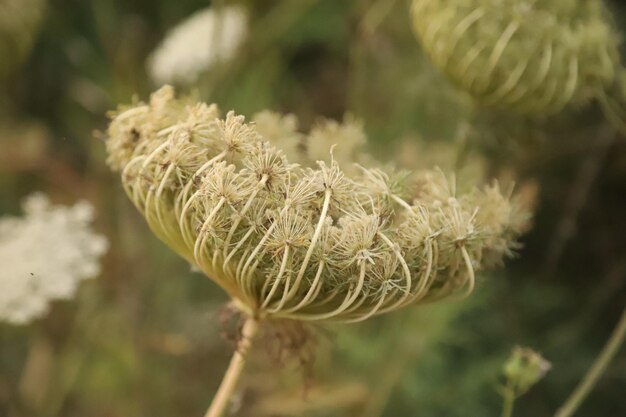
[503,346,551,396]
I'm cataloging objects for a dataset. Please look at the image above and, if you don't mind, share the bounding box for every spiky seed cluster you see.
[307,116,367,171]
[105,86,529,322]
[411,0,621,115]
[252,111,303,164]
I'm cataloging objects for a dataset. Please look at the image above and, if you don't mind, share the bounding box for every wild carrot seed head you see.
[105,86,530,322]
[411,0,621,115]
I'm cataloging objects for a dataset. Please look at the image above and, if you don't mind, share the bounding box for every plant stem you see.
[18,334,54,413]
[555,303,626,417]
[501,386,515,417]
[205,316,259,417]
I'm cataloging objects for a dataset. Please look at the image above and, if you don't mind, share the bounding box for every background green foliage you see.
[1,0,625,416]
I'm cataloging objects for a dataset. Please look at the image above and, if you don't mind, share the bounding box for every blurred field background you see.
[1,0,626,416]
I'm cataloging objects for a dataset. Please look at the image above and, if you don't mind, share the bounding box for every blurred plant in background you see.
[411,0,622,117]
[1,0,625,416]
[0,0,46,81]
[500,346,551,417]
[0,193,108,325]
[147,5,248,86]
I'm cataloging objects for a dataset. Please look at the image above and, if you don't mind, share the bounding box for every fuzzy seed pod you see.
[105,86,530,322]
[411,0,621,115]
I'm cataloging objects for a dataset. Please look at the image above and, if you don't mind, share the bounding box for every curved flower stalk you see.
[410,0,622,117]
[105,86,529,416]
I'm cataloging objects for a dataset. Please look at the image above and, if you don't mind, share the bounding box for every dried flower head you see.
[105,86,529,322]
[411,0,621,115]
[0,193,108,324]
[307,116,367,169]
[252,111,303,164]
[147,5,248,85]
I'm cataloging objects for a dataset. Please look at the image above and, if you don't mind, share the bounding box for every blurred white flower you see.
[148,5,248,85]
[0,193,108,324]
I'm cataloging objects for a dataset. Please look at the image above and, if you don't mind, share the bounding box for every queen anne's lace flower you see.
[147,5,248,85]
[0,194,108,324]
[105,86,530,322]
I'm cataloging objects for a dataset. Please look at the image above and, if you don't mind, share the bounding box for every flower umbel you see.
[0,193,108,324]
[147,5,248,85]
[411,0,621,115]
[106,86,529,323]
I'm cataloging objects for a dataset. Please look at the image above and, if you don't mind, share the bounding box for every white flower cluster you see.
[147,5,248,85]
[0,193,108,324]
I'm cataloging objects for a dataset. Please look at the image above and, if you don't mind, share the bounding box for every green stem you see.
[555,303,626,417]
[501,386,515,417]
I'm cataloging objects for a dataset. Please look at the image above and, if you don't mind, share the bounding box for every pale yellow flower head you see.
[105,86,529,322]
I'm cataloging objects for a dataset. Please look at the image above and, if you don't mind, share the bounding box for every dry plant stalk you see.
[105,86,530,416]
